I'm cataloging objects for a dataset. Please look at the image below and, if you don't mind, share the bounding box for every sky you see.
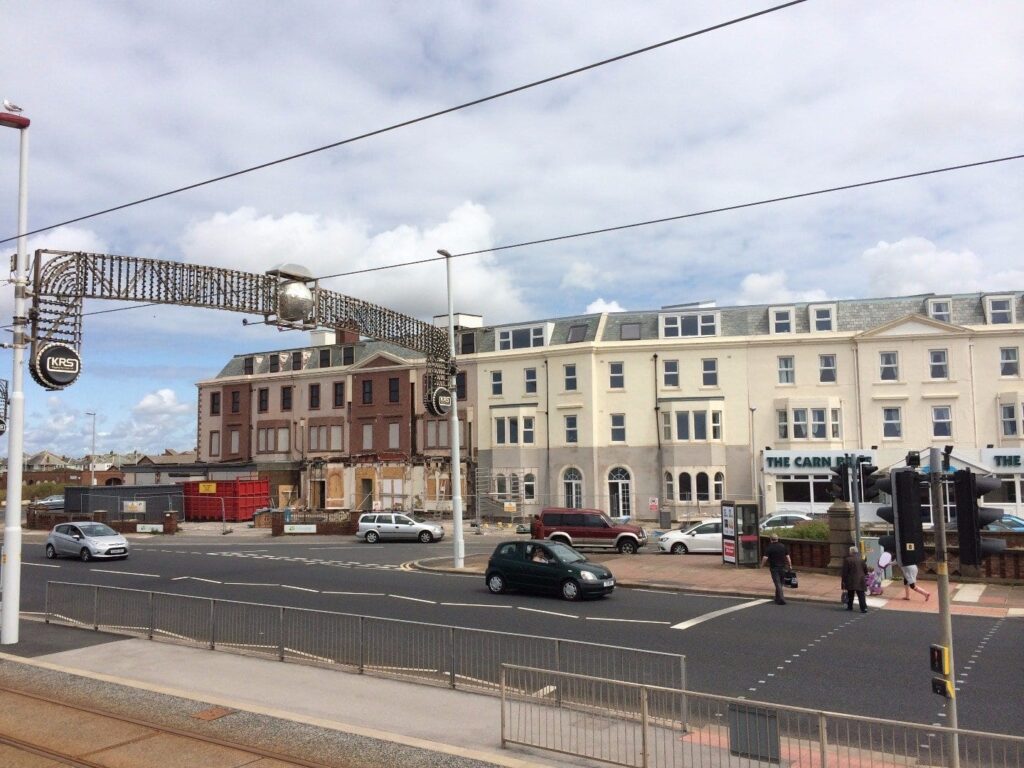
[1,0,1022,458]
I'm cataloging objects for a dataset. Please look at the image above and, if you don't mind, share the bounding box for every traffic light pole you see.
[848,453,861,550]
[929,447,959,767]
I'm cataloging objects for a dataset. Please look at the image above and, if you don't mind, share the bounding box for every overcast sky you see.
[1,0,1021,458]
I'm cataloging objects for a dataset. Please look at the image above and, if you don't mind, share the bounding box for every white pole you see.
[2,117,29,644]
[86,411,97,485]
[440,250,464,568]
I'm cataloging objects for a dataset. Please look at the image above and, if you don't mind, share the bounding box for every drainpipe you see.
[653,353,666,527]
[544,359,551,506]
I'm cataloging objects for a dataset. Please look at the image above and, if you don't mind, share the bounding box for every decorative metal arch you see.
[28,250,453,408]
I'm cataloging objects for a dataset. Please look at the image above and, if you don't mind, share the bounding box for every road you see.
[18,533,1023,736]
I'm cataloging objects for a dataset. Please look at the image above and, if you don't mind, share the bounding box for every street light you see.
[85,411,97,485]
[437,249,464,568]
[1,101,30,645]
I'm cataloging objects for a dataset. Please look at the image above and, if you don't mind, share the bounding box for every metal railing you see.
[45,582,684,697]
[501,664,1024,768]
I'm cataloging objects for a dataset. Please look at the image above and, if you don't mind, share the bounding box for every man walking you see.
[841,545,869,613]
[760,533,791,605]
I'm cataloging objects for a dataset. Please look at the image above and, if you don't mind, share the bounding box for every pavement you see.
[0,521,1021,767]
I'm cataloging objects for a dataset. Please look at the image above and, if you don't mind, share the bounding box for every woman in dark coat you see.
[841,546,869,613]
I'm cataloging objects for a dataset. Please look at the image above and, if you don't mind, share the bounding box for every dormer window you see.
[928,298,951,323]
[620,322,641,341]
[663,312,718,338]
[810,304,836,332]
[243,357,254,375]
[986,296,1015,325]
[499,325,546,349]
[566,324,587,344]
[770,307,793,334]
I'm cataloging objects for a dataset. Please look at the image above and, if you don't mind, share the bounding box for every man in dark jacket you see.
[760,533,791,605]
[841,545,869,613]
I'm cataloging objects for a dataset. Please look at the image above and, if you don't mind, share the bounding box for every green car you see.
[485,539,615,601]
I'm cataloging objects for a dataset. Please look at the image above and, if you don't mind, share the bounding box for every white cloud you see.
[861,237,1024,296]
[734,271,829,306]
[585,298,626,313]
[561,261,603,291]
[133,388,190,417]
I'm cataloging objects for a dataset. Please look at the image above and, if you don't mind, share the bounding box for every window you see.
[460,332,476,354]
[714,472,725,500]
[676,411,690,440]
[663,360,679,387]
[494,418,506,445]
[309,425,328,451]
[331,425,343,451]
[333,381,345,408]
[563,468,583,508]
[524,473,536,501]
[929,349,948,380]
[663,312,718,337]
[292,351,302,370]
[230,391,240,414]
[702,359,718,387]
[880,351,899,381]
[1002,404,1018,436]
[565,415,578,443]
[928,298,951,323]
[778,356,795,384]
[679,472,692,501]
[610,414,626,442]
[388,422,400,449]
[695,472,710,502]
[523,416,535,444]
[210,392,221,415]
[564,364,577,391]
[243,357,254,375]
[269,355,280,373]
[772,308,793,334]
[281,386,292,411]
[664,472,674,501]
[494,416,519,445]
[362,380,373,404]
[831,408,841,439]
[362,423,373,450]
[229,429,240,454]
[342,346,354,365]
[883,407,902,438]
[566,324,587,343]
[661,412,672,441]
[819,354,836,383]
[257,427,268,452]
[609,362,624,389]
[1001,347,1020,376]
[811,305,834,331]
[309,383,321,410]
[257,388,269,413]
[319,349,331,368]
[932,406,952,438]
[491,371,503,396]
[793,408,808,439]
[811,408,826,439]
[388,377,400,403]
[987,296,1014,324]
[456,370,467,400]
[777,410,788,439]
[498,326,544,349]
[209,430,220,457]
[495,475,507,500]
[524,368,537,394]
[693,411,707,440]
[620,322,641,341]
[712,410,722,440]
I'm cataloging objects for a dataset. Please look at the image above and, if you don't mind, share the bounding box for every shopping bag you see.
[783,569,798,588]
[840,589,848,604]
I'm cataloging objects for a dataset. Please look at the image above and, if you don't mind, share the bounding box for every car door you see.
[526,543,561,593]
[375,514,399,540]
[499,542,529,590]
[582,513,614,548]
[52,524,71,555]
[64,525,84,555]
[392,514,416,541]
[689,522,722,552]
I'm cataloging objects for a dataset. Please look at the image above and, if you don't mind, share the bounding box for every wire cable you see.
[0,0,806,246]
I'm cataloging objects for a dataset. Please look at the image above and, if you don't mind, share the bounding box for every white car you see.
[44,522,129,561]
[658,520,723,554]
[759,513,813,531]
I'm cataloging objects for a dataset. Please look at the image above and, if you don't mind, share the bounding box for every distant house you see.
[25,451,69,472]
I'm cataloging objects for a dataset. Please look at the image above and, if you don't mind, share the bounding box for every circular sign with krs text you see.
[30,342,82,390]
[0,417,6,436]
[427,386,454,417]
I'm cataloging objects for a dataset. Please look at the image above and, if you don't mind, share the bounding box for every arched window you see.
[696,472,710,502]
[563,468,583,508]
[714,472,725,500]
[495,474,507,500]
[524,473,536,501]
[679,472,692,501]
[664,472,674,501]
[608,467,632,517]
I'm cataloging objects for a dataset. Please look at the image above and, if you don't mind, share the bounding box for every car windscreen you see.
[548,543,586,564]
[78,523,117,537]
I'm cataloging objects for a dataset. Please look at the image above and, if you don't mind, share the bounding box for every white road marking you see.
[91,569,160,578]
[171,576,222,583]
[585,617,671,625]
[390,595,435,604]
[628,588,677,595]
[953,584,986,603]
[517,607,578,619]
[24,563,60,568]
[309,546,377,551]
[321,591,385,596]
[440,603,513,609]
[671,599,770,630]
[280,585,319,593]
[223,582,280,587]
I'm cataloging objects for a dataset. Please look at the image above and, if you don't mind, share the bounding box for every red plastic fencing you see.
[181,478,270,522]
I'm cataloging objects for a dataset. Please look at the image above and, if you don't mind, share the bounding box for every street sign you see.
[648,497,659,512]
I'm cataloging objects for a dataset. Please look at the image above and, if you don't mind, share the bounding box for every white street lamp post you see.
[437,250,464,568]
[1,104,30,645]
[86,411,97,485]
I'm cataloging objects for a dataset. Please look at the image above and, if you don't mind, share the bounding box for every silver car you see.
[45,522,130,561]
[356,512,444,544]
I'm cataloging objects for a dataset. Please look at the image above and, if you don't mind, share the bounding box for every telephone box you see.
[722,500,760,567]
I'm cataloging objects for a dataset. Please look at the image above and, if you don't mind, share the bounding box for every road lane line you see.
[223,582,280,586]
[171,576,222,583]
[585,617,671,625]
[517,607,578,619]
[390,595,435,604]
[953,584,985,602]
[91,569,160,578]
[321,591,385,596]
[24,563,60,568]
[280,585,319,593]
[671,599,770,630]
[440,603,513,609]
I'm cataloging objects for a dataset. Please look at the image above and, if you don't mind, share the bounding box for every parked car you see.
[485,539,615,600]
[356,512,444,543]
[658,519,723,554]
[44,522,129,561]
[530,507,647,553]
[30,494,64,511]
[990,514,1024,531]
[759,513,813,530]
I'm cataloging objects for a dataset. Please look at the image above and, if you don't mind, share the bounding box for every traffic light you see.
[829,462,850,502]
[953,469,1005,567]
[859,461,880,502]
[877,468,925,566]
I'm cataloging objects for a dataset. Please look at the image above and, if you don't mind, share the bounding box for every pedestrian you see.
[901,563,931,602]
[760,533,791,605]
[841,545,869,613]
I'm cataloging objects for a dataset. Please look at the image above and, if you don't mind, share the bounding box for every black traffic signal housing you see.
[953,469,1005,567]
[859,461,880,502]
[829,462,851,502]
[877,468,925,566]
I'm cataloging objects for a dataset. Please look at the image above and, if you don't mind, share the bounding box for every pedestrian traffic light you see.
[829,462,850,502]
[876,468,925,566]
[859,461,880,502]
[953,469,1005,567]
[929,644,950,675]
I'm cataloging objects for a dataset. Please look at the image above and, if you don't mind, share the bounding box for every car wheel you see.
[617,539,638,555]
[80,548,92,562]
[561,579,581,601]
[365,530,380,544]
[418,530,433,543]
[45,544,57,560]
[486,573,507,594]
[671,542,688,555]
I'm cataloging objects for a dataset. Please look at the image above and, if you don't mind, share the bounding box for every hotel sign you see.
[763,450,876,474]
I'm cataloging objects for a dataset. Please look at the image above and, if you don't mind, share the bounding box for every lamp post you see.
[85,412,97,485]
[749,406,759,507]
[1,102,30,645]
[437,250,464,568]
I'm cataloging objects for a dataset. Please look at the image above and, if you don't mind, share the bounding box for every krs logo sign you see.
[30,343,82,390]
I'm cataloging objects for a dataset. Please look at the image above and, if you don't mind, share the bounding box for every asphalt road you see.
[17,534,1022,736]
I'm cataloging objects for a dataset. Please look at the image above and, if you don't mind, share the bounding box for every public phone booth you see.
[722,500,760,567]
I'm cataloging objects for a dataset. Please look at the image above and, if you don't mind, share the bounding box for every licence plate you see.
[603,579,615,587]
[108,548,126,554]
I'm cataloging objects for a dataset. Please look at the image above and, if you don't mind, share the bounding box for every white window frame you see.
[498,325,547,349]
[880,351,899,381]
[564,363,578,391]
[610,413,626,442]
[491,371,503,396]
[811,408,827,439]
[986,295,1015,325]
[883,407,902,439]
[209,430,221,457]
[564,414,578,443]
[524,368,537,394]
[523,416,535,444]
[792,408,808,439]
[711,410,723,440]
[931,405,952,438]
[928,298,951,323]
[810,303,836,332]
[663,359,679,387]
[1001,347,1020,377]
[818,354,836,383]
[830,408,841,439]
[661,411,672,441]
[778,356,795,384]
[609,361,624,389]
[661,311,719,338]
[702,358,718,387]
[929,349,949,380]
[777,409,788,439]
[1001,404,1018,437]
[770,306,794,334]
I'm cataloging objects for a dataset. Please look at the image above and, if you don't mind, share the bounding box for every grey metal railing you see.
[501,664,1024,768]
[45,582,684,697]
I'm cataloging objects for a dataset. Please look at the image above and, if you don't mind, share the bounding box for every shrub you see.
[779,520,829,540]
